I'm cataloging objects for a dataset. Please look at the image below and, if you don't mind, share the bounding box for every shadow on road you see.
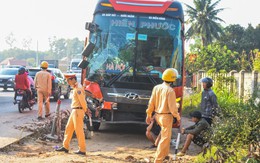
[98,123,147,135]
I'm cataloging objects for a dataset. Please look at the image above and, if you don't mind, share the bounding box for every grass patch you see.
[182,92,201,116]
[195,146,249,163]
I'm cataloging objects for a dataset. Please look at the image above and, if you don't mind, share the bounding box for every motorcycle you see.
[30,84,37,99]
[84,93,102,131]
[14,89,35,113]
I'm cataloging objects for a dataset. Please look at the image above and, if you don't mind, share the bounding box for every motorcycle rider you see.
[34,61,52,120]
[25,69,34,87]
[25,70,35,99]
[14,67,31,103]
[200,77,219,125]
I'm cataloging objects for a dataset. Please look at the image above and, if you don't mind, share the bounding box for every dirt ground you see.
[0,118,202,163]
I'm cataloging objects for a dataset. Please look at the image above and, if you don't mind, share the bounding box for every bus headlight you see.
[112,103,118,110]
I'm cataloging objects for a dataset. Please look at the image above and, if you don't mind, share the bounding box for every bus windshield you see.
[87,13,183,85]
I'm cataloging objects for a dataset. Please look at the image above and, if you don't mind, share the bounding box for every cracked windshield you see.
[87,13,182,84]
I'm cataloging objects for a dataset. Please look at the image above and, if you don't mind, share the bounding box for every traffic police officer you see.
[146,68,181,163]
[34,61,52,120]
[56,74,90,155]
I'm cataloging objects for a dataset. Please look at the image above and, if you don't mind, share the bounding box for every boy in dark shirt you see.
[177,111,210,156]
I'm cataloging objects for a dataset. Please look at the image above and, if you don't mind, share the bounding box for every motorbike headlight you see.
[176,102,180,109]
[176,97,181,109]
[86,97,93,103]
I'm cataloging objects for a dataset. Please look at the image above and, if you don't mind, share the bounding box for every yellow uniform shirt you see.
[71,83,88,113]
[146,82,180,121]
[34,70,52,94]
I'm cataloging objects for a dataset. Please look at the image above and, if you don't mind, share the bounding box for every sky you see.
[0,0,259,51]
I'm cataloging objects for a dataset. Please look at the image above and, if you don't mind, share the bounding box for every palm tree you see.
[185,0,225,46]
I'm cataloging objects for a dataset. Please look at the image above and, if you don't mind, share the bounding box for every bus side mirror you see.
[85,22,98,32]
[78,60,89,69]
[81,42,95,57]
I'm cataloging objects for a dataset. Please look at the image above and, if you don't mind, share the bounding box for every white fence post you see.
[229,70,237,93]
[251,70,258,96]
[197,70,205,92]
[239,70,245,100]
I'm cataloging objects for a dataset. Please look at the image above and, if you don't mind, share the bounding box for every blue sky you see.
[0,0,259,51]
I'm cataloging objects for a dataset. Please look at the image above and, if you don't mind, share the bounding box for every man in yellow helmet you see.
[56,74,91,155]
[146,68,181,163]
[34,61,52,120]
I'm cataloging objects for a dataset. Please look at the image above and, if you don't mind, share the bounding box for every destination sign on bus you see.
[111,19,136,28]
[140,22,176,31]
[110,19,176,31]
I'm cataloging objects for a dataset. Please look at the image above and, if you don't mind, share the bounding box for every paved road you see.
[0,88,194,151]
[0,88,72,120]
[0,88,72,148]
[0,88,200,163]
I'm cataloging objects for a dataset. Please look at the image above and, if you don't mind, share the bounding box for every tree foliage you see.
[186,44,241,73]
[48,37,67,59]
[185,0,225,46]
[0,37,84,66]
[253,49,260,71]
[48,37,84,60]
[186,46,259,73]
[0,48,47,63]
[184,82,260,162]
[218,24,260,53]
[187,23,260,72]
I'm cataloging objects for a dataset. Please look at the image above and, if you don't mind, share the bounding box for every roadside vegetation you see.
[184,1,259,160]
[185,0,260,74]
[183,77,260,162]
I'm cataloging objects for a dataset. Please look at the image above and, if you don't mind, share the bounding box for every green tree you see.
[66,38,84,59]
[48,37,84,59]
[239,50,251,71]
[186,43,240,73]
[255,25,260,50]
[0,37,84,65]
[48,37,66,59]
[253,49,260,71]
[185,0,225,46]
[0,48,47,64]
[241,24,260,53]
[218,24,245,52]
[218,24,260,53]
